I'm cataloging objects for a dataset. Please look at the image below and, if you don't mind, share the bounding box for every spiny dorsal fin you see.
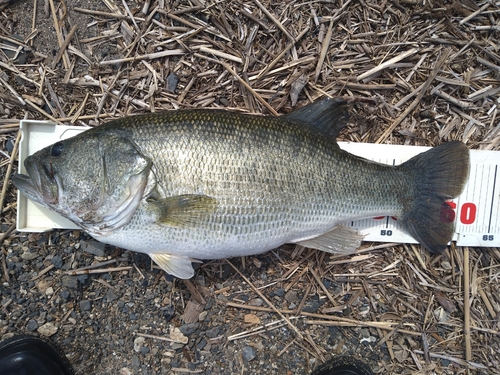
[283,97,348,140]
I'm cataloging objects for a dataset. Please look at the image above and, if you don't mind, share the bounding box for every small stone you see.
[196,338,207,350]
[140,347,150,355]
[26,319,38,332]
[302,300,321,313]
[131,355,140,368]
[441,359,451,367]
[441,261,452,270]
[205,326,221,338]
[37,280,51,294]
[360,328,370,339]
[198,311,208,321]
[161,305,175,321]
[248,298,264,307]
[77,275,89,285]
[21,251,38,261]
[61,276,78,289]
[105,290,118,302]
[169,326,188,344]
[45,287,54,296]
[80,240,106,257]
[51,255,63,269]
[274,288,285,297]
[119,368,133,375]
[359,305,370,316]
[180,322,199,336]
[166,73,179,92]
[244,314,260,325]
[134,337,145,353]
[80,300,92,311]
[242,346,256,361]
[60,290,70,301]
[37,322,58,337]
[284,290,298,303]
[5,139,15,153]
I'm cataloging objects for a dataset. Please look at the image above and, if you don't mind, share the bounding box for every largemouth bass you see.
[12,98,470,279]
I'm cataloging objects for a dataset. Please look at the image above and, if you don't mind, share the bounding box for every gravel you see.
[242,346,257,362]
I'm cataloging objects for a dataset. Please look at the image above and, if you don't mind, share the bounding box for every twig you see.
[65,266,132,275]
[51,24,77,69]
[256,26,309,80]
[464,247,471,363]
[136,332,186,344]
[0,76,25,105]
[477,56,500,73]
[0,223,16,245]
[227,317,299,341]
[224,301,421,336]
[0,131,21,214]
[376,48,451,143]
[74,7,143,20]
[198,46,242,64]
[99,49,185,65]
[314,18,334,83]
[182,279,206,305]
[64,258,129,274]
[357,48,419,82]
[31,264,55,281]
[253,0,294,41]
[218,62,279,115]
[309,267,337,307]
[477,284,496,318]
[433,90,475,109]
[459,3,491,25]
[226,259,304,340]
[48,0,69,69]
[25,99,62,123]
[413,350,487,370]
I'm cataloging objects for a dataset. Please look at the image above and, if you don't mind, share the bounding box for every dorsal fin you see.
[283,97,349,140]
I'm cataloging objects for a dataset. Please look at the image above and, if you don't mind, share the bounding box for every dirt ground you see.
[1,0,499,374]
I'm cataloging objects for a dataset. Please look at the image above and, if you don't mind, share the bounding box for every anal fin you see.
[150,253,195,279]
[295,225,364,255]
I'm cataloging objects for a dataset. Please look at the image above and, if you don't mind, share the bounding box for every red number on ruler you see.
[440,202,456,223]
[460,202,477,225]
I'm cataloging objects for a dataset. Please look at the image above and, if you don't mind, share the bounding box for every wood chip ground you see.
[1,0,499,374]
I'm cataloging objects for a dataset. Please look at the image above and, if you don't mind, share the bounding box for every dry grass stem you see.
[2,0,499,372]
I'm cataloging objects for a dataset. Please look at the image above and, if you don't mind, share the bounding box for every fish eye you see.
[51,142,64,157]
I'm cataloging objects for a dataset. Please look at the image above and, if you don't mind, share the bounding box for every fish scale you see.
[12,98,470,279]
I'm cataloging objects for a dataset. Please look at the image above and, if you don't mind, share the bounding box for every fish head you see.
[12,129,152,235]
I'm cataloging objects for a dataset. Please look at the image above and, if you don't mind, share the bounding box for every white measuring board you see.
[338,142,499,247]
[16,121,499,248]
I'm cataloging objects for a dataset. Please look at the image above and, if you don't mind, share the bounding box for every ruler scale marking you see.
[487,165,497,233]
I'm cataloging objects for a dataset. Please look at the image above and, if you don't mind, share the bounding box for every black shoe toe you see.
[311,355,374,375]
[0,334,74,375]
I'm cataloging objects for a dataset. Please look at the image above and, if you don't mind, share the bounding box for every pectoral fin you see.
[150,253,195,279]
[147,194,218,227]
[295,225,364,254]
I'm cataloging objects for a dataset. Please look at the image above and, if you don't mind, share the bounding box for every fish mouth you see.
[12,157,60,206]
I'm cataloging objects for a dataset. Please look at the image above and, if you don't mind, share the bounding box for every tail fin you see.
[399,141,470,254]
